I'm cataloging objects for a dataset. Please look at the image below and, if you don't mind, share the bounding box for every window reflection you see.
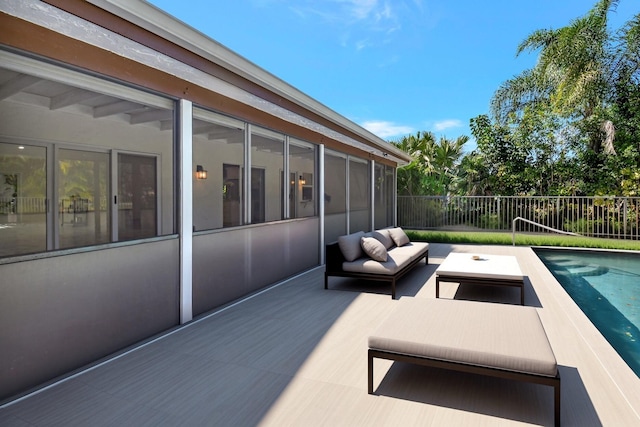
[251,128,284,224]
[289,141,316,219]
[0,143,46,257]
[0,60,174,258]
[349,158,371,232]
[192,109,245,231]
[117,153,157,241]
[58,149,110,249]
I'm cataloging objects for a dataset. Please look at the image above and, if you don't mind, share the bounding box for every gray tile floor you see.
[2,244,639,426]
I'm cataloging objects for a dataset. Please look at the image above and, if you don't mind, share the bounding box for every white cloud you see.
[433,119,463,132]
[340,0,378,20]
[287,0,406,51]
[355,38,372,50]
[361,120,414,138]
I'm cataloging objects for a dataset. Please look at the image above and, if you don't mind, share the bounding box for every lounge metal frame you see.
[368,349,561,427]
[435,274,525,305]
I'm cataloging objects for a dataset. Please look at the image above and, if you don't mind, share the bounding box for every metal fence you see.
[398,196,640,240]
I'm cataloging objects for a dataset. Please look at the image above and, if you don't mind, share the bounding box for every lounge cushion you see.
[436,252,524,281]
[338,231,365,262]
[388,227,410,247]
[371,229,394,250]
[369,298,558,377]
[361,236,388,262]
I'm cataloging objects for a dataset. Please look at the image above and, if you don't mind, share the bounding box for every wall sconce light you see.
[196,165,208,180]
[299,175,306,185]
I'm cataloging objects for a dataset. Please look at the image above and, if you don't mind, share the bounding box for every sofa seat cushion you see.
[343,249,413,275]
[369,298,558,377]
[342,241,429,275]
[389,242,429,263]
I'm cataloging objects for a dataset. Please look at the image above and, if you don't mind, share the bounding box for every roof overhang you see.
[86,0,412,165]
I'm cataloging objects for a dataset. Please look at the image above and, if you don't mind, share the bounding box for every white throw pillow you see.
[360,236,388,262]
[338,231,365,261]
[388,227,410,247]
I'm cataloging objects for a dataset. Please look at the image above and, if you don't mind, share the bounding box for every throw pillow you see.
[338,231,365,262]
[371,229,394,250]
[360,236,388,262]
[388,227,410,247]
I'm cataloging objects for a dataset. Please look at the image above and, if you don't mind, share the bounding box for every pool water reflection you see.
[535,248,640,377]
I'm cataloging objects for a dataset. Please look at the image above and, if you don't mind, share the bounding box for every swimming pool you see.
[535,248,640,377]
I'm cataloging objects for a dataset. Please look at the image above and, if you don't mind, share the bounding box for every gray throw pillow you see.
[338,231,365,262]
[388,227,410,247]
[361,236,388,262]
[371,229,394,250]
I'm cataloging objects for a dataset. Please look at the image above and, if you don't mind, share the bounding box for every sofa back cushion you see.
[371,229,394,250]
[360,236,388,262]
[388,227,410,247]
[338,231,365,261]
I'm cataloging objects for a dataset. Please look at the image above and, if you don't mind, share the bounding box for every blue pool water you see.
[535,249,640,377]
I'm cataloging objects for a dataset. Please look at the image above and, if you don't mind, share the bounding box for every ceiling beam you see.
[50,88,103,110]
[129,108,173,124]
[93,100,143,118]
[0,74,41,100]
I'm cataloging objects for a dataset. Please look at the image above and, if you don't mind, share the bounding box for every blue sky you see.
[148,0,637,150]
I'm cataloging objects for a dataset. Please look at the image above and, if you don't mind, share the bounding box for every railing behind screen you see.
[398,196,640,240]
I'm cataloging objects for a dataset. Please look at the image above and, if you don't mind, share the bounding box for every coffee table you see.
[435,253,525,305]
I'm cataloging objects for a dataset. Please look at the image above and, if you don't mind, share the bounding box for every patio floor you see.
[1,244,639,426]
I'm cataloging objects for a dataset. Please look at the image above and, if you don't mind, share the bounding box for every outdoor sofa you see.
[369,297,561,426]
[324,227,429,299]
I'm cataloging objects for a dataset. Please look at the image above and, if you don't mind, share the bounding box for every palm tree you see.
[433,135,468,195]
[394,132,469,196]
[492,0,620,153]
[393,131,437,196]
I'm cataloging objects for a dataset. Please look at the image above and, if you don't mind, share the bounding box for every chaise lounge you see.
[325,228,429,299]
[368,298,561,426]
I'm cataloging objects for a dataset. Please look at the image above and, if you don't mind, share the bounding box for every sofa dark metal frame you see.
[324,242,429,299]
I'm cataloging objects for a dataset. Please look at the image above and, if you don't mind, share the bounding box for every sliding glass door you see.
[0,142,47,257]
[57,148,110,249]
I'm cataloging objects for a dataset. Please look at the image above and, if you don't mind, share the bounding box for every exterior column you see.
[370,160,375,231]
[179,99,193,324]
[319,144,325,264]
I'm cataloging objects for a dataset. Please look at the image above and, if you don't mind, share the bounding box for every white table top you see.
[436,252,524,281]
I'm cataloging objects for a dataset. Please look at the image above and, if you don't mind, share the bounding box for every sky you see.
[147,0,638,151]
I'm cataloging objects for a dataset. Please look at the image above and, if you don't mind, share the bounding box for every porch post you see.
[370,160,375,231]
[319,143,325,265]
[179,99,193,324]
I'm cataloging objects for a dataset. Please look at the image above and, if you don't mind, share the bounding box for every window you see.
[57,148,110,249]
[374,163,395,229]
[250,126,284,224]
[324,150,347,241]
[289,140,316,219]
[192,108,245,230]
[0,143,46,257]
[349,157,371,232]
[117,153,158,241]
[0,51,174,258]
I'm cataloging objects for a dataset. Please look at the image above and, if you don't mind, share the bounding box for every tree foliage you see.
[475,0,640,196]
[393,131,467,196]
[394,1,639,197]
